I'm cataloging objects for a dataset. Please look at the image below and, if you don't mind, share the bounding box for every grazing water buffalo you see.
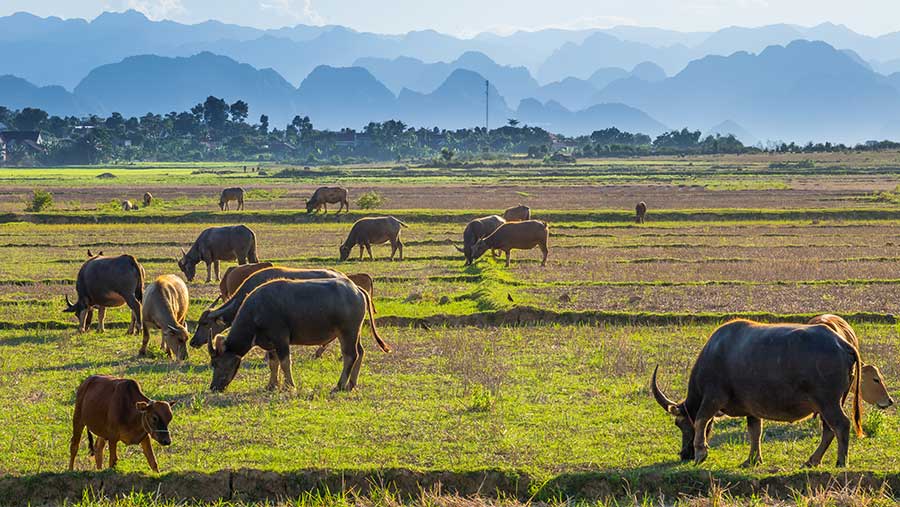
[207,278,390,392]
[807,314,894,409]
[140,275,190,361]
[219,187,245,211]
[178,225,259,283]
[635,202,647,224]
[471,220,549,267]
[122,200,136,211]
[456,215,505,266]
[307,186,349,214]
[503,204,531,222]
[189,267,348,348]
[217,262,274,301]
[652,319,863,467]
[339,216,409,261]
[69,375,175,472]
[143,192,153,207]
[64,254,144,334]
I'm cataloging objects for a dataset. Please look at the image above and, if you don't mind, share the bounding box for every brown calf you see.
[503,205,531,222]
[471,220,549,267]
[69,375,175,472]
[218,262,275,301]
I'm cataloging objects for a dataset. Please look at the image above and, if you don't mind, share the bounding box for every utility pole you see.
[485,80,489,132]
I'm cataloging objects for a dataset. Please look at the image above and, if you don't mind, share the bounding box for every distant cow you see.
[69,375,175,472]
[807,314,894,409]
[143,192,153,207]
[64,254,144,334]
[217,262,274,301]
[140,275,190,361]
[122,200,136,211]
[190,267,349,348]
[652,319,863,467]
[178,225,259,283]
[635,202,647,224]
[503,205,531,222]
[219,187,245,211]
[307,186,349,214]
[339,216,409,261]
[207,278,389,392]
[471,220,549,267]
[457,215,505,265]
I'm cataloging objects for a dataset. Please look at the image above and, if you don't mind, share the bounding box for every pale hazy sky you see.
[2,0,899,37]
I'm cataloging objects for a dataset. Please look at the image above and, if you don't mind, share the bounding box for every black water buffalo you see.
[456,215,505,265]
[219,188,244,211]
[207,278,390,392]
[178,225,259,283]
[635,202,647,224]
[189,267,346,349]
[339,216,408,261]
[64,254,144,334]
[652,319,862,468]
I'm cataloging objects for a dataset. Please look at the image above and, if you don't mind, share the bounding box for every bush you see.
[25,189,53,212]
[356,191,385,210]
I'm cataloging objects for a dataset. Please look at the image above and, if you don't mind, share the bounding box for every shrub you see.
[863,410,884,437]
[25,189,53,212]
[356,191,385,210]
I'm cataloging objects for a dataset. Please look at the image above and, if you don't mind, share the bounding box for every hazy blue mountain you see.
[537,33,693,82]
[516,98,666,137]
[397,69,511,130]
[587,68,630,90]
[692,24,805,57]
[630,62,667,82]
[356,51,539,103]
[595,40,900,143]
[532,78,599,111]
[0,75,90,116]
[74,52,298,124]
[295,66,397,130]
[599,26,710,48]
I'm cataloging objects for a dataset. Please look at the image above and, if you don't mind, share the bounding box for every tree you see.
[202,96,229,131]
[440,147,454,162]
[229,100,249,123]
[15,108,49,131]
[258,114,269,135]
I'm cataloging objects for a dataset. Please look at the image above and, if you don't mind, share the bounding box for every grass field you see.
[3,154,900,505]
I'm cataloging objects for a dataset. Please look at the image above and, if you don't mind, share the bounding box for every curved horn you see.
[86,249,93,257]
[651,365,678,413]
[180,247,187,257]
[206,335,215,356]
[454,244,466,253]
[65,294,73,307]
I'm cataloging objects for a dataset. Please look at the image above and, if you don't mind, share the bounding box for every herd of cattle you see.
[63,186,892,473]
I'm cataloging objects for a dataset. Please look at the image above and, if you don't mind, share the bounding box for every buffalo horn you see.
[651,365,678,414]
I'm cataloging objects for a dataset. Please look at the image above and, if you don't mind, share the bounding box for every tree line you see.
[1,98,896,166]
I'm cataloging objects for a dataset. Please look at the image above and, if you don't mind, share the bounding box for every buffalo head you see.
[177,248,196,281]
[470,239,490,262]
[208,335,241,392]
[306,199,316,213]
[339,244,352,261]
[163,324,190,361]
[651,366,700,462]
[190,309,228,349]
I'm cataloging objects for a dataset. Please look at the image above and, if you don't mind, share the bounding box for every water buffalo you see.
[807,314,893,409]
[652,319,863,467]
[339,216,408,261]
[189,267,348,348]
[140,275,190,361]
[207,278,390,392]
[178,225,259,283]
[219,187,244,211]
[69,375,175,472]
[503,205,531,222]
[471,220,549,267]
[636,202,647,224]
[122,200,136,211]
[307,186,349,214]
[456,215,505,266]
[143,192,153,207]
[64,254,144,334]
[217,262,274,301]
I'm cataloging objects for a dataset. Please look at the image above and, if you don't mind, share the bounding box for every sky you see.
[2,0,900,37]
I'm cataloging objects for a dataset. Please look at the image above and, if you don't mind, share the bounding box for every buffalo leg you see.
[93,436,106,470]
[805,420,835,467]
[139,324,151,355]
[97,307,107,333]
[820,403,852,467]
[365,243,374,261]
[741,416,764,467]
[347,340,365,391]
[214,260,221,282]
[389,240,398,261]
[692,398,722,465]
[123,294,141,335]
[108,439,118,468]
[68,412,85,470]
[398,240,403,261]
[539,242,548,267]
[205,262,212,283]
[323,203,327,213]
[79,308,92,332]
[278,349,295,389]
[358,245,364,260]
[335,337,360,392]
[266,350,280,390]
[505,250,511,267]
[140,437,159,473]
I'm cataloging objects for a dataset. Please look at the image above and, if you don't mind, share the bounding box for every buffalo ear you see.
[667,405,682,416]
[135,401,150,412]
[168,400,178,408]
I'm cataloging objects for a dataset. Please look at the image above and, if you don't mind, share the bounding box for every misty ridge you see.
[4,10,900,143]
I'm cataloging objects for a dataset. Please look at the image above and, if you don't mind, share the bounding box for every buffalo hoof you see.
[138,348,147,356]
[693,447,708,465]
[802,459,819,468]
[740,457,762,468]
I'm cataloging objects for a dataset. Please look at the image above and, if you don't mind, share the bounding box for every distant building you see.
[0,131,44,163]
